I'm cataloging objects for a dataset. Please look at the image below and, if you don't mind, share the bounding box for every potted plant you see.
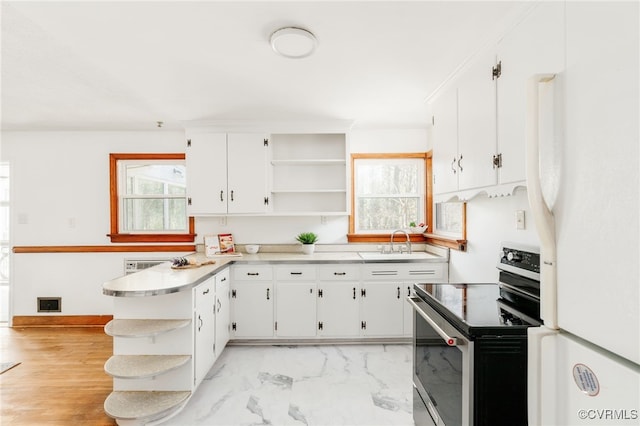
[296,232,318,254]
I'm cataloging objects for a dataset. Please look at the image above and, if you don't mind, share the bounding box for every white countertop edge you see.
[103,250,448,297]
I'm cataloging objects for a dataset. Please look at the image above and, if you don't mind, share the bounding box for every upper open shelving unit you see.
[269,133,348,215]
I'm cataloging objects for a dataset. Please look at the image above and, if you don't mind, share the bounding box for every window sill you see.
[424,233,467,251]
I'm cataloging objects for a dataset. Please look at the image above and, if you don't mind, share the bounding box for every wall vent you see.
[124,259,170,275]
[38,297,61,312]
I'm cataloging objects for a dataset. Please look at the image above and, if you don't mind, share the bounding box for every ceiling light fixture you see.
[270,27,318,59]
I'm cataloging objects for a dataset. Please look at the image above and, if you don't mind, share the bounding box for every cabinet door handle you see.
[247,272,260,276]
[230,190,234,202]
[202,288,210,295]
[361,288,366,297]
[334,272,346,276]
[397,286,401,299]
[217,298,221,313]
[220,276,227,282]
[458,154,464,172]
[310,288,313,294]
[353,287,356,300]
[290,272,303,275]
[451,157,457,174]
[407,286,411,297]
[198,314,203,332]
[220,190,224,202]
[266,288,270,300]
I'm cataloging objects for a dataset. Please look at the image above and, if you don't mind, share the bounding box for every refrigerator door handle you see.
[527,326,557,426]
[525,73,559,329]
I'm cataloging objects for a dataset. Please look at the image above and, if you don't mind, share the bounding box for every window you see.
[109,153,195,243]
[348,153,432,241]
[435,201,466,236]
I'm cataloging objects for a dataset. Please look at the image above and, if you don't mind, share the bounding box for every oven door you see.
[407,296,473,426]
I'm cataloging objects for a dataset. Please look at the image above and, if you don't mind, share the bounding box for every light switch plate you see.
[515,210,525,230]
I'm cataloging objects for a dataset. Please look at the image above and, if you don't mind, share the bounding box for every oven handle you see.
[407,297,462,347]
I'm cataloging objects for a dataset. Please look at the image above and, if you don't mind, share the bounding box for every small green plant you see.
[296,232,318,244]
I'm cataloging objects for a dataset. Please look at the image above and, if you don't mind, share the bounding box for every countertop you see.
[103,250,447,297]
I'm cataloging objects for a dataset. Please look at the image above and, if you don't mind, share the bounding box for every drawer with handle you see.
[318,265,360,281]
[232,265,273,281]
[275,265,317,281]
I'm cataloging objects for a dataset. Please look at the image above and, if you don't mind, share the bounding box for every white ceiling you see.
[1,1,532,131]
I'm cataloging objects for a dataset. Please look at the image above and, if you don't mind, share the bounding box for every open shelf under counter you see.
[104,390,191,424]
[104,355,192,379]
[105,319,192,338]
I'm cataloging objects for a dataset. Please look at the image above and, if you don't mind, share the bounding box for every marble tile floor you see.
[164,344,414,426]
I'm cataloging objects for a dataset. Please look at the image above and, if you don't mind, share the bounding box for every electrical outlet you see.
[515,210,525,230]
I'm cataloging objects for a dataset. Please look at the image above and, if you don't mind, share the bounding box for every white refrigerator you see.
[525,2,639,425]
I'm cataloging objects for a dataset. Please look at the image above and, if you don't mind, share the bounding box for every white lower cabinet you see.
[194,277,215,387]
[276,282,317,337]
[317,265,361,337]
[275,265,317,337]
[360,282,405,337]
[231,265,274,338]
[401,284,414,337]
[214,268,231,358]
[362,263,448,337]
[228,261,448,341]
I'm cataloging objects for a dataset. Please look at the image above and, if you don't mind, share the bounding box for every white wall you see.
[1,130,187,317]
[0,128,429,317]
[448,187,539,283]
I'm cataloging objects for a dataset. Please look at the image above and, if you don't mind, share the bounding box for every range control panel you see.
[498,243,540,281]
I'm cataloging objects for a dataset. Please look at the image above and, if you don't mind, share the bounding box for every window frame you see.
[347,152,433,243]
[108,153,195,243]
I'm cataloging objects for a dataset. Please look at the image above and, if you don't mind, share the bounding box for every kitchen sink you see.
[358,252,435,260]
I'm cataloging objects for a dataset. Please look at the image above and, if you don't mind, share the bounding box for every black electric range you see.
[410,242,542,426]
[413,280,541,339]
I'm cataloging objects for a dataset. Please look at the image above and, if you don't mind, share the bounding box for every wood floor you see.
[0,326,117,425]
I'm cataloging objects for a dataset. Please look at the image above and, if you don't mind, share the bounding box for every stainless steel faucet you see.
[390,229,412,254]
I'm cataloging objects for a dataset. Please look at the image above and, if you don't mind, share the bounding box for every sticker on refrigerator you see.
[572,363,600,396]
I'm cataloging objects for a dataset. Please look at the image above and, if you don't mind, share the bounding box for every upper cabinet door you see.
[496,2,565,184]
[456,51,499,191]
[431,86,460,195]
[226,133,269,214]
[186,132,228,215]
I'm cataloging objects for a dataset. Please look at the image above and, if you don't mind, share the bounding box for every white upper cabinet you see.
[184,121,350,216]
[185,132,228,215]
[431,2,564,198]
[226,133,269,214]
[185,132,269,215]
[456,51,499,191]
[496,1,565,185]
[432,52,499,197]
[431,85,459,195]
